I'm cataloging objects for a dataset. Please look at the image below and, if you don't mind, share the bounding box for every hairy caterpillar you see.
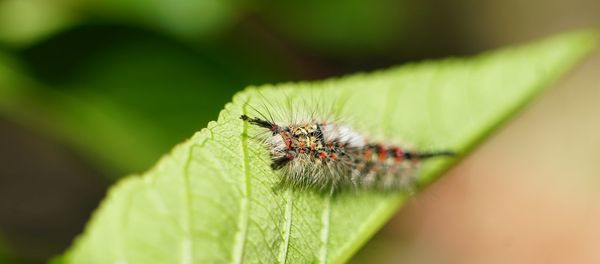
[241,113,454,191]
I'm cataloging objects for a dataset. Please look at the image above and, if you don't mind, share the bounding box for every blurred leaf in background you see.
[83,0,240,39]
[0,0,79,46]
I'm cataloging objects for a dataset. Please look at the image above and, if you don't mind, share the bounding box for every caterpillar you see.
[241,113,454,192]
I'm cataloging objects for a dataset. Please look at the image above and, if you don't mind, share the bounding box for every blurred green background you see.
[0,0,598,263]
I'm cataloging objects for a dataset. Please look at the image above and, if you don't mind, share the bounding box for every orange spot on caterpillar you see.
[378,145,387,161]
[318,151,327,159]
[330,153,338,160]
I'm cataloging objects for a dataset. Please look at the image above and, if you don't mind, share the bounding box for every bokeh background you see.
[0,0,598,263]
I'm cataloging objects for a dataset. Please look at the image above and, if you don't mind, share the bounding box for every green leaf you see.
[61,30,596,263]
[84,0,239,39]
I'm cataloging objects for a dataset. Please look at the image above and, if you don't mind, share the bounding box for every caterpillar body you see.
[241,114,454,191]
